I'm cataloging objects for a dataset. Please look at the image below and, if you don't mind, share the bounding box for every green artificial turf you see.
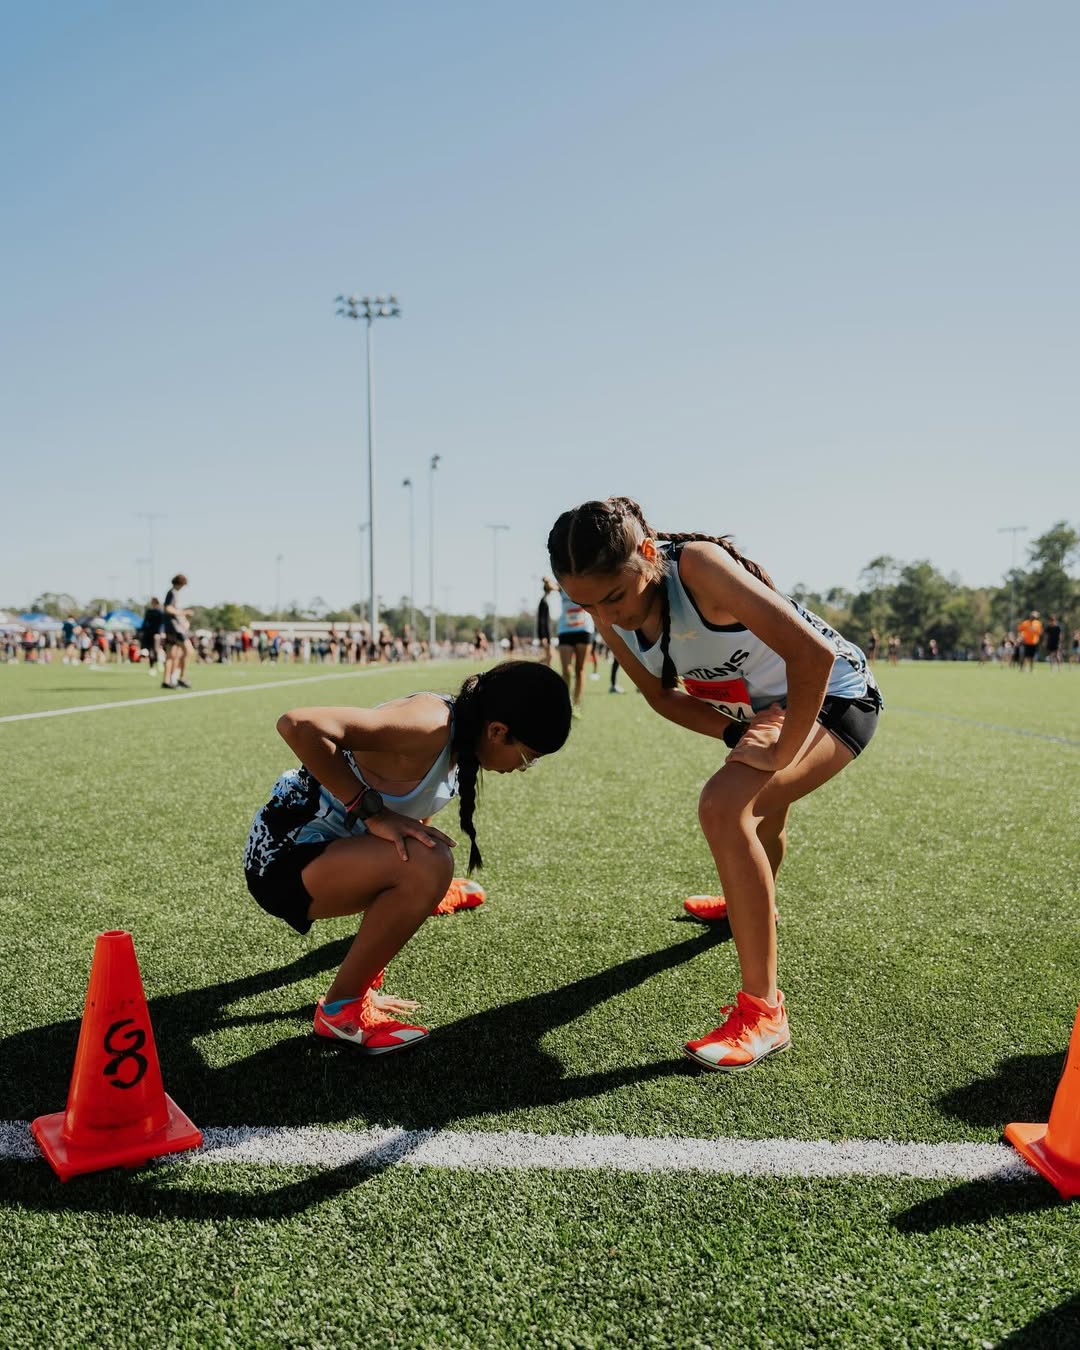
[1,660,1077,1347]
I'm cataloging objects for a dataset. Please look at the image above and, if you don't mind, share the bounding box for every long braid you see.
[657,576,678,689]
[654,530,776,590]
[451,674,485,872]
[449,662,572,874]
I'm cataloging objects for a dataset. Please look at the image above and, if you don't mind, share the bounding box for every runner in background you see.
[557,585,595,716]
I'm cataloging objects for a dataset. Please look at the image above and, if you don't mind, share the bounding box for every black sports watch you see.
[343,786,385,829]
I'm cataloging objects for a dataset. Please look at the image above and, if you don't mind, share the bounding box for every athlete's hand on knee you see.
[371,990,421,1014]
[365,810,457,862]
[725,704,786,773]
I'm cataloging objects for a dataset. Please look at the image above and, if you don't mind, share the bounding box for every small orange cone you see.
[31,930,201,1180]
[1005,1006,1080,1200]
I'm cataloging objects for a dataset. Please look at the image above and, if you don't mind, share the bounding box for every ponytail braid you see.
[449,661,572,873]
[654,532,775,590]
[657,577,679,690]
[451,672,485,872]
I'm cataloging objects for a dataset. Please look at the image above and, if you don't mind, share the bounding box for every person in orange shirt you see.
[1016,611,1043,671]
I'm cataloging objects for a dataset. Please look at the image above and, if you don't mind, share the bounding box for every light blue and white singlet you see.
[611,544,871,725]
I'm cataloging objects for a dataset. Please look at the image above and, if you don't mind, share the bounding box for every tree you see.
[889,561,952,643]
[1022,522,1079,620]
[30,592,79,618]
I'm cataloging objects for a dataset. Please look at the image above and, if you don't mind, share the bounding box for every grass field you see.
[1,658,1078,1347]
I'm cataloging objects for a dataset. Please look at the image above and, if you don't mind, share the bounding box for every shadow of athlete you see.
[1,924,728,1220]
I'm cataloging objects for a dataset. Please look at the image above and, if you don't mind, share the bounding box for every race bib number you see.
[564,606,588,628]
[682,676,753,723]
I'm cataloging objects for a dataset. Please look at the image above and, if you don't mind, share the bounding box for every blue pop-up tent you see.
[18,612,64,632]
[103,608,143,631]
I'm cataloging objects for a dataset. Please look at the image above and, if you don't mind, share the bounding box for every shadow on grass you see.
[890,1050,1068,1233]
[1,1150,399,1222]
[2,925,726,1217]
[995,1294,1080,1347]
[936,1050,1067,1130]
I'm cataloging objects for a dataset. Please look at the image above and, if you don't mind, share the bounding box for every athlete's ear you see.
[484,720,511,746]
[639,537,658,565]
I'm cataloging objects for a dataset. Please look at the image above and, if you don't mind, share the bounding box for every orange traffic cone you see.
[1005,1006,1080,1200]
[31,930,202,1181]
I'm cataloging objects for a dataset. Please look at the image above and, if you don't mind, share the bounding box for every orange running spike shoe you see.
[683,895,780,923]
[313,988,428,1055]
[684,895,730,921]
[434,878,486,915]
[684,990,790,1072]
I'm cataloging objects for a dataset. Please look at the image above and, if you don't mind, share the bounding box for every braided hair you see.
[451,660,571,872]
[547,496,775,690]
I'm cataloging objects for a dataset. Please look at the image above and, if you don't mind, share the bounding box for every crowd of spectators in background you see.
[5,608,1078,669]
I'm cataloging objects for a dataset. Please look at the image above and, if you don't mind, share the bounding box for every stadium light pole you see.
[138,512,165,594]
[485,524,510,645]
[357,522,369,625]
[402,477,415,638]
[275,553,283,617]
[335,293,401,641]
[441,585,453,645]
[428,453,441,652]
[997,525,1027,633]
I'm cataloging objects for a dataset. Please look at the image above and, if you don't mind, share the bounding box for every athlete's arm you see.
[276,697,448,806]
[679,542,835,770]
[597,622,740,742]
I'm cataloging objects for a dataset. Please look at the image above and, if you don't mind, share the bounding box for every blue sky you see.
[2,1,1076,619]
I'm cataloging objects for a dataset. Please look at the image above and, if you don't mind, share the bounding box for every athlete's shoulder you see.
[377,692,452,742]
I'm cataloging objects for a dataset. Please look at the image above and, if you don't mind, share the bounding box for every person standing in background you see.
[1044,614,1063,669]
[535,577,560,666]
[1017,611,1043,672]
[161,573,194,689]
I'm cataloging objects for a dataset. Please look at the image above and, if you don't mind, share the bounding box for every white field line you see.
[890,705,1080,747]
[0,668,403,725]
[0,1121,1036,1182]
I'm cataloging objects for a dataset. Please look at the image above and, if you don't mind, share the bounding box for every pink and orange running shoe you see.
[313,987,428,1055]
[684,990,790,1072]
[434,878,486,916]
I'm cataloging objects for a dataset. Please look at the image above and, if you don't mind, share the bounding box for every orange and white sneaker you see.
[684,990,790,1072]
[313,988,429,1055]
[683,895,780,923]
[434,878,486,915]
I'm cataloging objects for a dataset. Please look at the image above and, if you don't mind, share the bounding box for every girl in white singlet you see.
[548,497,881,1073]
[557,586,595,714]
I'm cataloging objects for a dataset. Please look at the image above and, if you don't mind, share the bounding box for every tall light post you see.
[485,524,510,645]
[335,293,401,641]
[275,553,284,618]
[136,557,151,601]
[428,453,441,652]
[401,477,415,638]
[357,522,370,625]
[997,525,1028,633]
[441,585,453,645]
[138,512,165,594]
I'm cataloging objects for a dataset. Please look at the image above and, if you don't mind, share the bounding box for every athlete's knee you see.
[698,775,755,843]
[756,811,788,850]
[409,838,454,897]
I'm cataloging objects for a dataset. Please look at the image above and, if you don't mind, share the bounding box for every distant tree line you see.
[789,522,1077,655]
[15,521,1078,656]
